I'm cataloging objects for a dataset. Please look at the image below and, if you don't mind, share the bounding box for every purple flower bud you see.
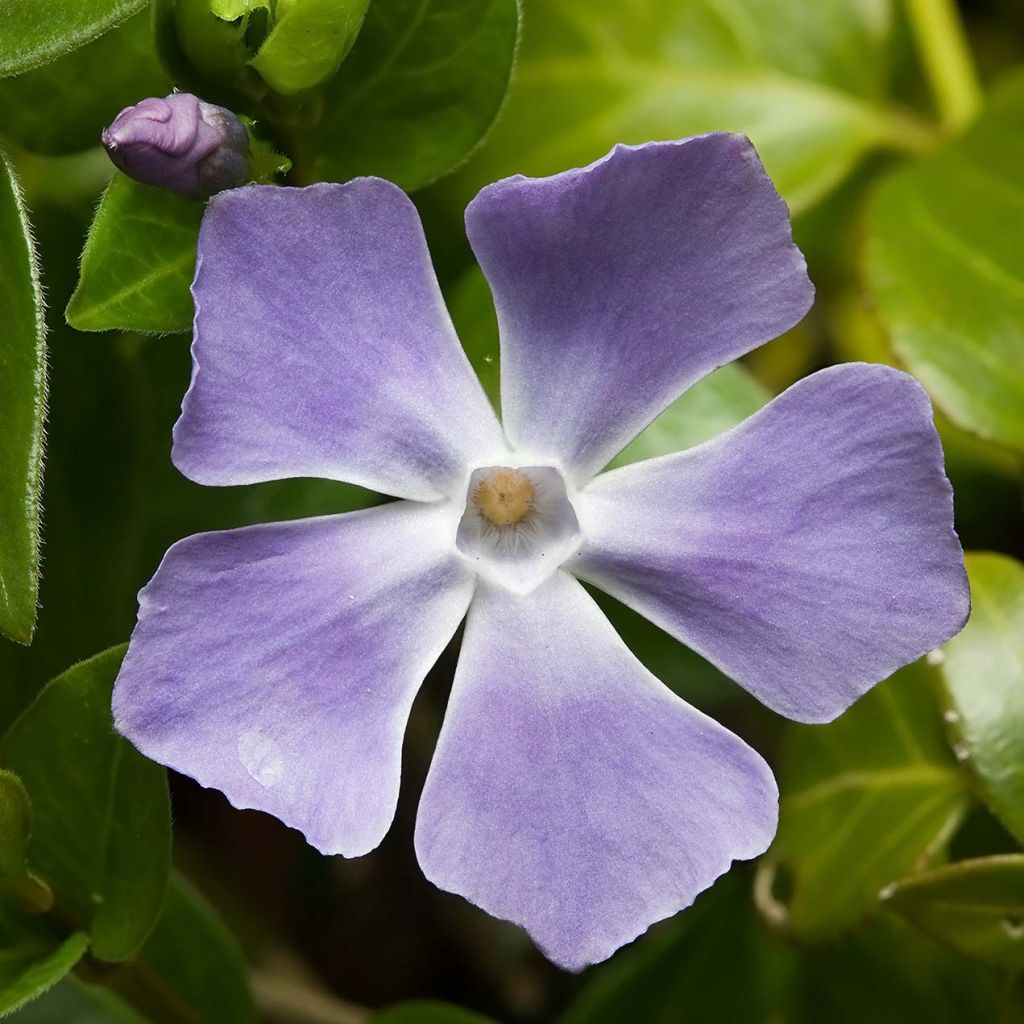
[101,93,249,201]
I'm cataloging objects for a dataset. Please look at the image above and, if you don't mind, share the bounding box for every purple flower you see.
[113,135,969,970]
[102,93,249,200]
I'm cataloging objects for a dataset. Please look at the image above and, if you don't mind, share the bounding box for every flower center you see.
[473,468,535,527]
[456,464,582,595]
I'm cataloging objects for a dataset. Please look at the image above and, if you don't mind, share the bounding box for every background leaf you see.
[136,873,257,1023]
[370,1001,499,1024]
[868,69,1024,453]
[884,855,1024,971]
[0,11,170,156]
[66,175,202,335]
[0,0,147,77]
[0,906,88,1017]
[766,664,970,939]
[610,363,770,466]
[310,0,520,190]
[0,150,46,644]
[935,552,1024,845]
[442,0,923,217]
[0,646,171,962]
[6,979,145,1023]
[0,769,51,914]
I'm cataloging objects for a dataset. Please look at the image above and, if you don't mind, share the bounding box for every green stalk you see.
[905,0,983,132]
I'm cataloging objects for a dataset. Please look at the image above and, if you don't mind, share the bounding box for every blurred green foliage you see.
[0,0,1023,1021]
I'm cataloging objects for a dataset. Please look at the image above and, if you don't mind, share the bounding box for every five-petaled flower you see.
[113,134,969,971]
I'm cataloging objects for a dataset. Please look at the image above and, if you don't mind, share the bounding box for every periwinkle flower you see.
[113,135,969,970]
[102,93,249,200]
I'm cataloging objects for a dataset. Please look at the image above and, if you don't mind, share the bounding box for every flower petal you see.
[415,571,777,971]
[466,134,813,483]
[571,363,971,724]
[174,180,506,500]
[113,501,472,856]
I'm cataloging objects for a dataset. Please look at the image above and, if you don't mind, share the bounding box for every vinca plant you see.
[0,1,1022,1021]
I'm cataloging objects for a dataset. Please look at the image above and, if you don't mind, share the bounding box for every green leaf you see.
[0,903,89,1017]
[934,552,1024,845]
[0,12,171,156]
[0,646,171,962]
[560,875,798,1024]
[446,0,926,217]
[0,150,46,645]
[66,175,202,335]
[250,0,370,95]
[764,663,970,940]
[5,874,254,1022]
[311,0,520,191]
[137,874,257,1023]
[5,979,145,1023]
[798,913,1016,1024]
[0,0,147,77]
[369,1002,497,1024]
[885,855,1024,972]
[868,69,1024,453]
[610,363,770,467]
[211,0,267,17]
[0,770,52,914]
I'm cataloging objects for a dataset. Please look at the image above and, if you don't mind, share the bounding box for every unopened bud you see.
[102,92,249,200]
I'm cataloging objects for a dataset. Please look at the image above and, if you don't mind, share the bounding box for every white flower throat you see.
[456,464,582,595]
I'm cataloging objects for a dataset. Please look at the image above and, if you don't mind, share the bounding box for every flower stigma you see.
[473,467,535,527]
[456,464,582,595]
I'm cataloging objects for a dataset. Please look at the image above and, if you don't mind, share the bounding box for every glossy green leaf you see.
[0,0,147,77]
[369,1002,497,1024]
[447,0,924,217]
[66,175,202,334]
[765,664,970,939]
[868,70,1024,453]
[0,904,88,1017]
[0,12,170,156]
[311,0,520,191]
[0,646,171,962]
[250,0,370,95]
[884,855,1024,971]
[611,363,770,466]
[935,553,1024,845]
[0,770,51,914]
[797,913,1016,1024]
[138,874,257,1023]
[0,150,46,645]
[211,0,265,17]
[560,875,798,1024]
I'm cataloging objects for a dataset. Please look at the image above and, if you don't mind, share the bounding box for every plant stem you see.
[905,0,983,132]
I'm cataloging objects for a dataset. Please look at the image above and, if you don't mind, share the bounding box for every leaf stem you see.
[905,0,982,132]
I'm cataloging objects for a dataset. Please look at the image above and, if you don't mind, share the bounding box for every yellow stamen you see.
[473,468,535,527]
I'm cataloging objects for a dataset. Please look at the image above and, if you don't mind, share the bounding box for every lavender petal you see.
[415,571,777,971]
[113,502,473,856]
[571,363,971,723]
[466,134,813,483]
